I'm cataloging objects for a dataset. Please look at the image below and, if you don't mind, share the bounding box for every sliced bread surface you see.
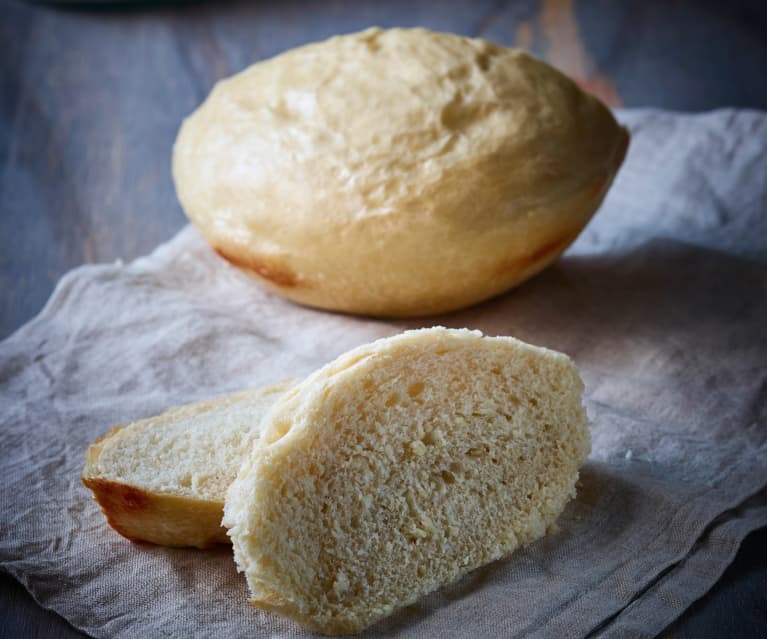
[223,328,590,634]
[82,380,295,548]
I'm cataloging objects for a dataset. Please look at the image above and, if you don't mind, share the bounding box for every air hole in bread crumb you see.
[385,393,400,407]
[440,470,457,484]
[407,381,425,398]
[449,462,463,475]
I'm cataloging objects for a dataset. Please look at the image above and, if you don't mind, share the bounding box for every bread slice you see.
[223,328,590,634]
[82,380,295,548]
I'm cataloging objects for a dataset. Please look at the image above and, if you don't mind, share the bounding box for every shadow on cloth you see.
[399,238,765,353]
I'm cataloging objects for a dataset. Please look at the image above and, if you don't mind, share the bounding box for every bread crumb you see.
[410,440,427,456]
[333,571,350,597]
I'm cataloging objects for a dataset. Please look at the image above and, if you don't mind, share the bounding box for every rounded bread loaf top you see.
[174,28,628,316]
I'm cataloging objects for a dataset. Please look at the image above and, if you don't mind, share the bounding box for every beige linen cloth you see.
[1,109,766,638]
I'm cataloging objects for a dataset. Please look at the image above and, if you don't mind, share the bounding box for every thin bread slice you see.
[82,380,295,548]
[224,328,590,634]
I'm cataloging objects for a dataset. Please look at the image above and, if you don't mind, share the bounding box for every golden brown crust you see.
[82,476,228,548]
[493,230,579,277]
[82,477,152,543]
[213,246,308,289]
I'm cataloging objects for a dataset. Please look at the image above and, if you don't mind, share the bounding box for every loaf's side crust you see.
[81,477,228,548]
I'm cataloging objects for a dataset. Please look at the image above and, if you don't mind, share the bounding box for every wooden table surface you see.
[1,0,766,637]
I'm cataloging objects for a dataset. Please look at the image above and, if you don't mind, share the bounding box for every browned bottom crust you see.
[82,477,228,549]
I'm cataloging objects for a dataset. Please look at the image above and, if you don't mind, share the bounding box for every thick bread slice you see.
[224,328,590,634]
[82,380,295,548]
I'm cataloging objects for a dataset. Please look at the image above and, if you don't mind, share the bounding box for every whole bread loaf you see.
[173,27,628,317]
[223,328,590,634]
[82,381,294,548]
